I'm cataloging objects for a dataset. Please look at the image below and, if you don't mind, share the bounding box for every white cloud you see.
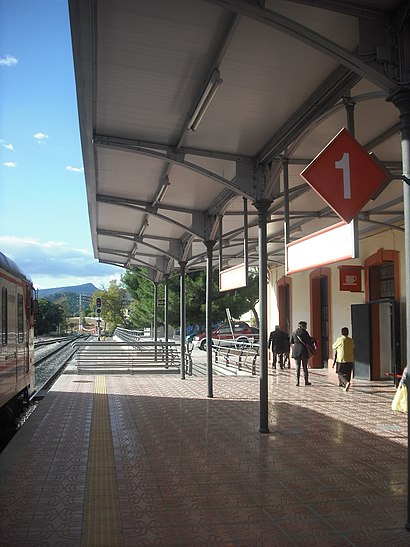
[3,162,17,168]
[0,140,14,151]
[0,236,124,290]
[0,54,18,66]
[33,132,49,143]
[66,165,84,173]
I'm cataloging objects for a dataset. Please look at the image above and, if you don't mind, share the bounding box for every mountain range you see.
[37,283,98,299]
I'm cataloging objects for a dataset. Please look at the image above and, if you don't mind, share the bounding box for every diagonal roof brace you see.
[94,134,253,164]
[202,0,398,93]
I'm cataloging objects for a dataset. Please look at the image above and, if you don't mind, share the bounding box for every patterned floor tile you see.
[0,365,409,545]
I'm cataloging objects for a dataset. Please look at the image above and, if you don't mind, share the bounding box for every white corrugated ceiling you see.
[69,0,406,281]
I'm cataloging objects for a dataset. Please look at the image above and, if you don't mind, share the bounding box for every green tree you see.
[122,269,157,329]
[35,298,66,335]
[92,281,129,333]
[55,295,71,333]
[46,291,82,316]
[121,266,259,329]
[201,267,259,327]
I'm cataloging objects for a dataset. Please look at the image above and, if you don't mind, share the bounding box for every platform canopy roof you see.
[69,0,407,282]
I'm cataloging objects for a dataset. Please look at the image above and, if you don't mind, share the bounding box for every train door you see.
[16,288,26,382]
[0,277,17,400]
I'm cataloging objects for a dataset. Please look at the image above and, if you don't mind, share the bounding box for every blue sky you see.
[0,0,123,289]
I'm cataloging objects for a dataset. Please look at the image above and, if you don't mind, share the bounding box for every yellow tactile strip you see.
[82,376,123,546]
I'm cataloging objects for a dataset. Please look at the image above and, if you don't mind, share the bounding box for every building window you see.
[369,262,394,301]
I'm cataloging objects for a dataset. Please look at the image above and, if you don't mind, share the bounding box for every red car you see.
[193,321,259,351]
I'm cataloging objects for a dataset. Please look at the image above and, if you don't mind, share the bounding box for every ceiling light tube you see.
[154,176,170,203]
[187,69,223,131]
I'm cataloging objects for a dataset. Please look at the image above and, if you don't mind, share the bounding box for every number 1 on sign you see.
[335,152,351,199]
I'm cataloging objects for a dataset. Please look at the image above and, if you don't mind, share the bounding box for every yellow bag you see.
[392,384,408,413]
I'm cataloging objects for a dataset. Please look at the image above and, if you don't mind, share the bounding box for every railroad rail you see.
[34,335,85,366]
[34,335,81,348]
[32,336,91,398]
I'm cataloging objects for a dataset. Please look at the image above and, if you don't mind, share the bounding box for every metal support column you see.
[283,158,290,247]
[218,216,223,272]
[390,89,410,531]
[153,281,158,360]
[205,240,216,398]
[253,199,271,433]
[164,273,169,362]
[243,197,249,280]
[179,261,187,379]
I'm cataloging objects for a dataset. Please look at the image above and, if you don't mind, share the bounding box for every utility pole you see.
[78,294,82,333]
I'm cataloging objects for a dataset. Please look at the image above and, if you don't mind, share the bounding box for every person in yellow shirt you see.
[332,327,355,392]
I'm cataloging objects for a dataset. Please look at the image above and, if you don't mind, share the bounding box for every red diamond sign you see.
[300,128,390,223]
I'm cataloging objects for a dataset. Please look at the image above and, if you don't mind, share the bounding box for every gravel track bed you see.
[35,343,77,389]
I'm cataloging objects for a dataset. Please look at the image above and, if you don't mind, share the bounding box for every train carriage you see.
[0,251,36,428]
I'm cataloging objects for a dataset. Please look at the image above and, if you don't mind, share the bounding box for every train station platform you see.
[0,360,409,546]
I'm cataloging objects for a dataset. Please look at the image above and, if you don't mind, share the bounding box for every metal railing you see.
[113,326,145,343]
[114,327,194,375]
[74,339,181,374]
[212,339,259,375]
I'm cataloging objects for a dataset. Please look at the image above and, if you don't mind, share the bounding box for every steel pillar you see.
[205,240,216,398]
[283,158,290,246]
[164,274,169,361]
[254,199,272,433]
[164,274,169,344]
[153,281,158,360]
[179,261,187,379]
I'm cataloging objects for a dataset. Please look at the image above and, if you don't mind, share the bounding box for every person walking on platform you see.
[332,327,355,392]
[290,321,312,386]
[268,325,290,369]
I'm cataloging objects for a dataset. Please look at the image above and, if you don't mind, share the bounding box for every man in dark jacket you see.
[290,321,312,386]
[268,325,290,369]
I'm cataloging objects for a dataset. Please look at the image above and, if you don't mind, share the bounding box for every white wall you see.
[268,227,405,353]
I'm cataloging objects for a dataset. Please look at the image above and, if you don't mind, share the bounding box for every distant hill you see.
[37,283,98,299]
[37,283,99,316]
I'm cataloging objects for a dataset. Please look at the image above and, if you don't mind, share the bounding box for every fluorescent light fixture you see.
[187,69,223,131]
[154,176,170,203]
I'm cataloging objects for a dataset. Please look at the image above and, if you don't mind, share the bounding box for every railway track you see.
[34,335,83,366]
[33,335,91,397]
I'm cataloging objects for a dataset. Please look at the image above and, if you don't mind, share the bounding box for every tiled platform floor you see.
[0,363,409,546]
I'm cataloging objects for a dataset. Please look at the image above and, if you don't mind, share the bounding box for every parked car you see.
[193,321,259,351]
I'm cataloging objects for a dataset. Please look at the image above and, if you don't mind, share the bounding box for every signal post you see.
[96,297,102,340]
